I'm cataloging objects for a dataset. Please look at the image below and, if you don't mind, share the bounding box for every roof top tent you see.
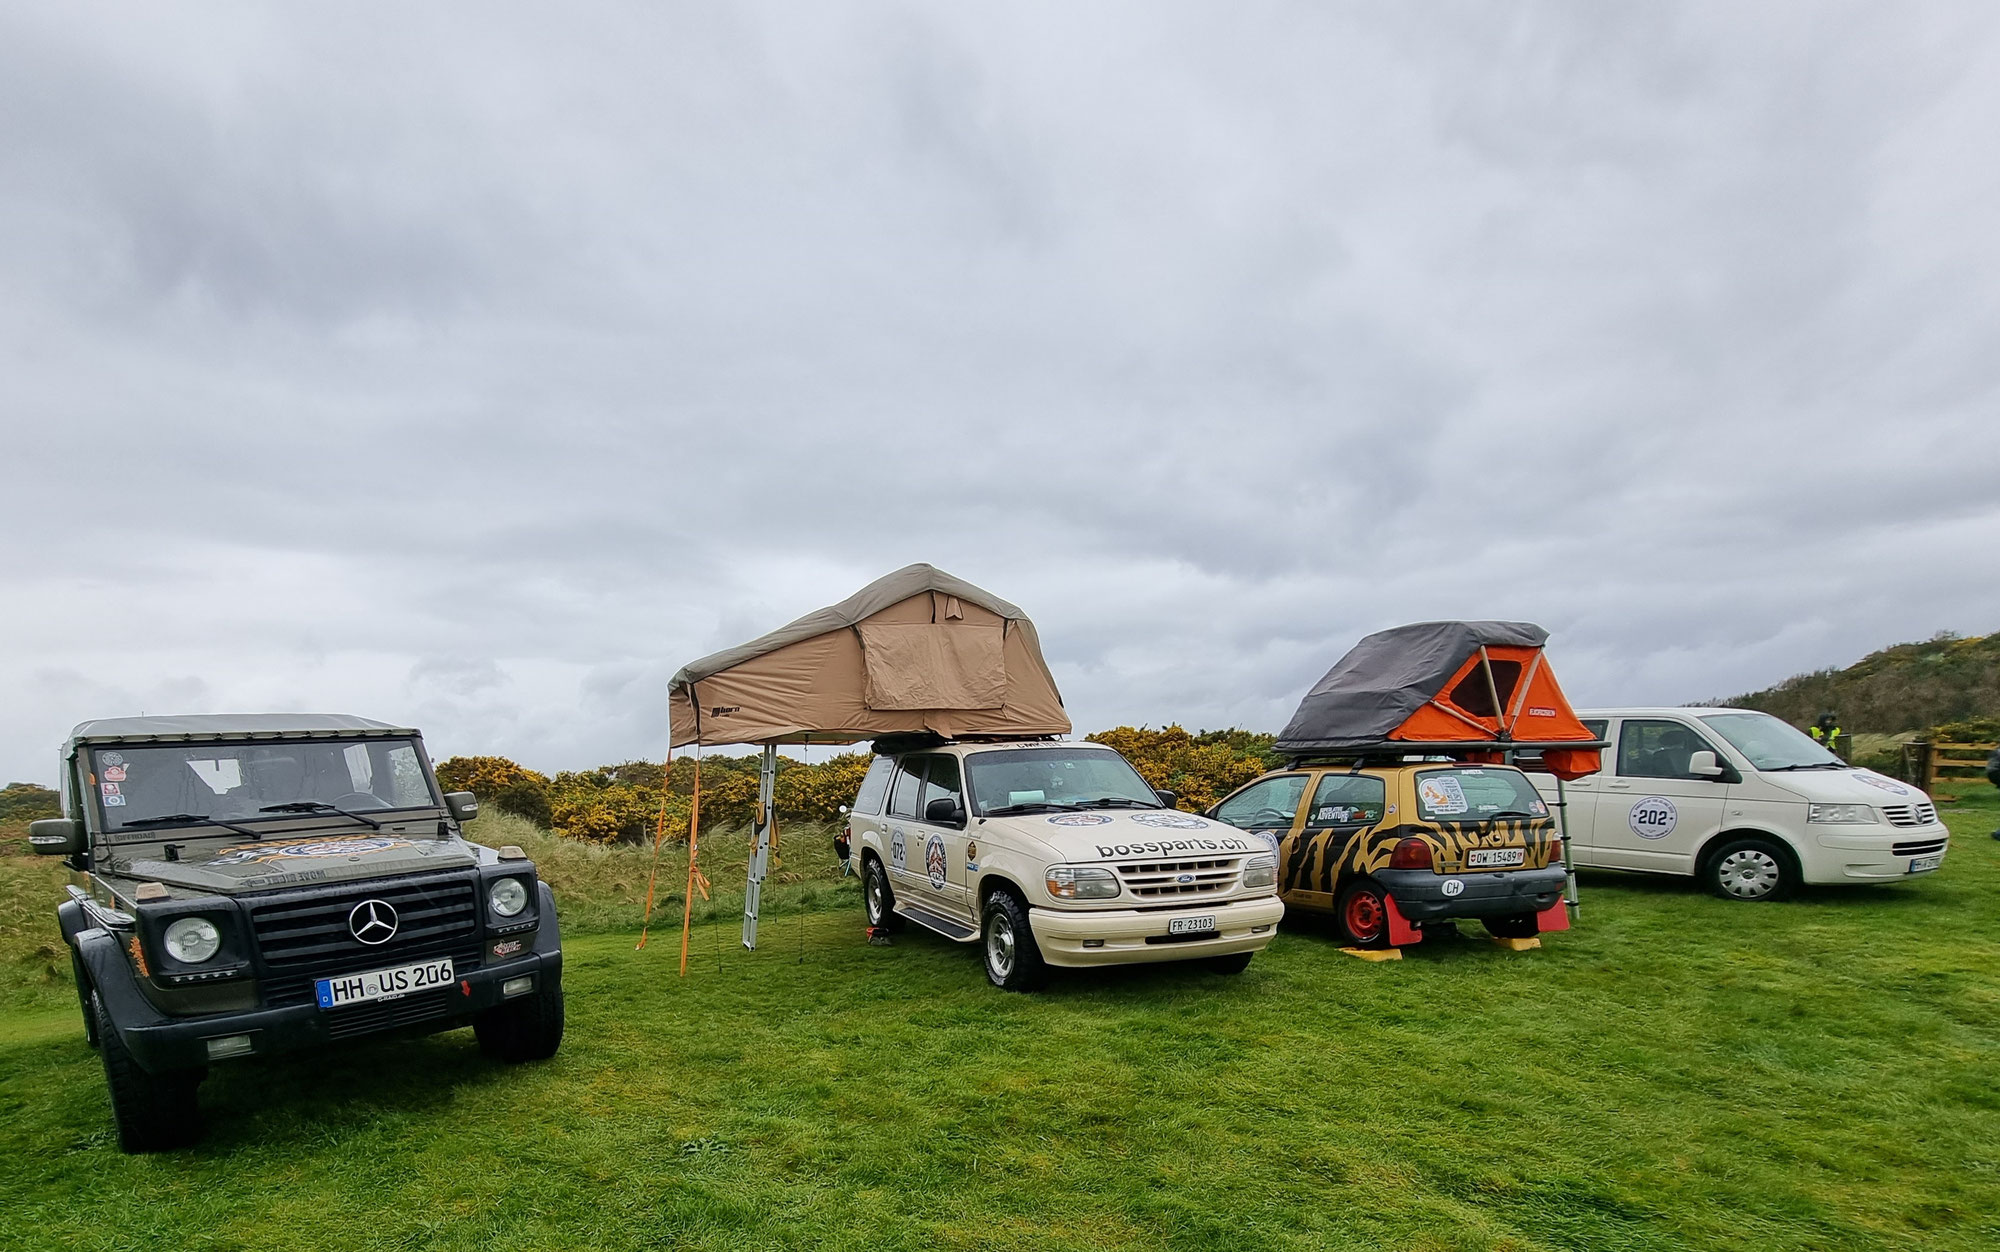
[667,563,1070,950]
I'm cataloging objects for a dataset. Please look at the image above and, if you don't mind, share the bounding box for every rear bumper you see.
[1029,895,1284,967]
[77,888,563,1075]
[1377,864,1567,922]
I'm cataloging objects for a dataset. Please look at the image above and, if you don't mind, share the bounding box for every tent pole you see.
[1554,776,1578,921]
[743,742,777,950]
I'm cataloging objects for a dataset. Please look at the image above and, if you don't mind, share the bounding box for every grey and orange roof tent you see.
[1274,620,1604,781]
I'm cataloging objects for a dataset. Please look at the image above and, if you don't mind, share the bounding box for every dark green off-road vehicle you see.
[30,714,564,1152]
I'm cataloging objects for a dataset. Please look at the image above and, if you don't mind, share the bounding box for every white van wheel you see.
[1704,838,1795,902]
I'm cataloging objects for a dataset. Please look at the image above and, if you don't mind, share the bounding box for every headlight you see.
[1808,803,1877,825]
[488,877,530,917]
[1241,855,1277,889]
[1046,866,1120,900]
[163,917,222,964]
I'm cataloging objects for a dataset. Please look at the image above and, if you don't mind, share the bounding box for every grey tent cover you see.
[1274,621,1549,753]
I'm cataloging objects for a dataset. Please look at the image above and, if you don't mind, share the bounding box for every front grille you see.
[1881,802,1939,827]
[1114,857,1242,899]
[247,873,481,1008]
[323,987,461,1040]
[1892,838,1948,857]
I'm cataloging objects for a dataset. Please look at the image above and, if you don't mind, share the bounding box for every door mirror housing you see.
[443,792,480,822]
[28,817,84,856]
[1687,751,1726,779]
[1155,789,1180,810]
[924,797,966,826]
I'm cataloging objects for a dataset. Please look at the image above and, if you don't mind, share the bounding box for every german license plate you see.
[1467,848,1527,868]
[1168,915,1217,936]
[315,957,454,1009]
[1908,855,1943,874]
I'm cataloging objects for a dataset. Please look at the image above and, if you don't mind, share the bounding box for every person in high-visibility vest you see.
[1809,712,1843,758]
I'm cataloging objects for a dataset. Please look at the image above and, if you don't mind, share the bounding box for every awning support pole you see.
[742,742,777,950]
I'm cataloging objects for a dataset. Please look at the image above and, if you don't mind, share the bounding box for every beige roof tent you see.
[667,563,1070,749]
[660,564,1068,957]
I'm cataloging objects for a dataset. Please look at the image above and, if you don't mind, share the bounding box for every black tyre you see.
[980,889,1049,992]
[1703,837,1797,902]
[94,990,201,1153]
[863,855,903,932]
[1482,913,1540,940]
[1204,952,1254,975]
[73,949,99,1049]
[475,985,565,1063]
[1335,878,1391,949]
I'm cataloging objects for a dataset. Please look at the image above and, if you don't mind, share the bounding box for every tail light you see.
[1547,837,1563,861]
[1389,838,1433,870]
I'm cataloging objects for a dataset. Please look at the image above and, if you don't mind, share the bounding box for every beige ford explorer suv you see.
[846,738,1284,989]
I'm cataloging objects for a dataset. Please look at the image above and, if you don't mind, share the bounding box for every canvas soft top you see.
[65,714,416,761]
[668,564,1070,748]
[1274,621,1603,779]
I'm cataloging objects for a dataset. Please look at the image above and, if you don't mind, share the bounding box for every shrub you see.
[1085,726,1274,812]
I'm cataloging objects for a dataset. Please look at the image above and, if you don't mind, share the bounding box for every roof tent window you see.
[1450,659,1522,718]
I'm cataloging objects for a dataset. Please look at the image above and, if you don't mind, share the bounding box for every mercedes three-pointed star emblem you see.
[348,899,399,945]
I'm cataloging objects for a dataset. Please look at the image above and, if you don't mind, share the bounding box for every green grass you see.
[3,796,1998,1250]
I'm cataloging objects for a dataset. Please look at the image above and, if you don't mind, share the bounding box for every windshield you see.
[1697,712,1842,771]
[87,737,439,838]
[963,747,1160,816]
[1413,767,1549,823]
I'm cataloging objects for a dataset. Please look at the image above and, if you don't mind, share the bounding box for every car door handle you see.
[1606,782,1632,790]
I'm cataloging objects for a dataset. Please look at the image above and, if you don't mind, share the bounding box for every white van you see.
[1530,707,1949,900]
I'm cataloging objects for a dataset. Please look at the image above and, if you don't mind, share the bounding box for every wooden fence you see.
[1902,740,1999,792]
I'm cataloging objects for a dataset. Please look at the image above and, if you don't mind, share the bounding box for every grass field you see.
[2,793,1997,1251]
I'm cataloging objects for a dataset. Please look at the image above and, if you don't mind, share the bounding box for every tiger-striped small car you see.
[1207,761,1569,948]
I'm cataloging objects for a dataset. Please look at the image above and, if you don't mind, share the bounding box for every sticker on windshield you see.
[1851,772,1911,796]
[1529,798,1548,816]
[103,793,126,807]
[100,782,120,797]
[1628,797,1678,840]
[1046,813,1115,826]
[101,752,125,766]
[1130,813,1209,830]
[925,834,947,889]
[1417,776,1469,815]
[103,765,127,783]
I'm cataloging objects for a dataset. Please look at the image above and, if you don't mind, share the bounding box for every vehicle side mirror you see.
[444,792,480,822]
[925,797,966,826]
[28,818,84,856]
[1155,789,1179,809]
[1687,751,1725,779]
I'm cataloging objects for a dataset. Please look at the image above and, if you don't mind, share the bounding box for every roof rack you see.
[1283,739,1611,769]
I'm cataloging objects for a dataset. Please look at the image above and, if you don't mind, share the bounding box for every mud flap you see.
[1384,895,1423,947]
[1535,901,1571,933]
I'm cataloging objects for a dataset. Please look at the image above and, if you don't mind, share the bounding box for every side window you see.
[1617,719,1719,781]
[1213,774,1308,830]
[887,756,928,819]
[1582,719,1609,743]
[921,756,963,820]
[1304,774,1387,828]
[853,757,895,815]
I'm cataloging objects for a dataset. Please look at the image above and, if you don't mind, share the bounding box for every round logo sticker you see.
[924,834,947,889]
[1628,797,1678,840]
[1441,878,1465,898]
[1046,813,1115,826]
[1129,813,1211,830]
[1850,772,1911,796]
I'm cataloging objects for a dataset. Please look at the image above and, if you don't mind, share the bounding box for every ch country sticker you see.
[924,834,947,889]
[1046,813,1114,826]
[1129,813,1210,830]
[1628,797,1678,840]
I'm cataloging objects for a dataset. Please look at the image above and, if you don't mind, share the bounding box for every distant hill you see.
[1715,631,2000,734]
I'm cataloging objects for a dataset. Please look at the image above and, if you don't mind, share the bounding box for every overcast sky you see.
[4,2,1998,784]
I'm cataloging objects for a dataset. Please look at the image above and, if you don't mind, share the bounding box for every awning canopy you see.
[1274,621,1602,779]
[667,564,1070,748]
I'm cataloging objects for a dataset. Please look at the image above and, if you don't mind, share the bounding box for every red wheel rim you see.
[1345,889,1383,942]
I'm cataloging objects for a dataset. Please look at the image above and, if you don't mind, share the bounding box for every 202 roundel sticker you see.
[1628,797,1678,840]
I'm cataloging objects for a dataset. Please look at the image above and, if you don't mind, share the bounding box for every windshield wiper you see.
[259,801,383,831]
[984,802,1083,816]
[122,813,264,839]
[1078,797,1159,809]
[1765,762,1847,772]
[1484,809,1541,820]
